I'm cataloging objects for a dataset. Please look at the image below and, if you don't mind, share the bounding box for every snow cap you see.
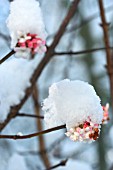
[42,79,103,142]
[7,0,46,58]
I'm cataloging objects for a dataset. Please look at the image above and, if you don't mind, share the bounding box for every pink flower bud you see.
[33,43,38,49]
[27,41,33,48]
[18,42,26,47]
[32,38,38,43]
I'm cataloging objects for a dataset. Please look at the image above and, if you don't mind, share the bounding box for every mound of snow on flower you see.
[42,79,103,129]
[7,0,46,48]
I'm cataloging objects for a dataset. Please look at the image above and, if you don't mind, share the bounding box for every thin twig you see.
[66,5,113,33]
[15,113,44,119]
[0,0,80,131]
[45,159,68,170]
[47,5,113,40]
[54,47,113,56]
[1,5,112,65]
[98,0,113,111]
[98,2,113,170]
[0,50,15,64]
[0,125,66,140]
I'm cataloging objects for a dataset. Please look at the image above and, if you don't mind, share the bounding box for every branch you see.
[1,46,112,66]
[0,50,15,64]
[0,0,80,131]
[15,113,44,119]
[32,85,51,168]
[47,5,113,40]
[98,4,113,169]
[0,125,66,140]
[54,47,113,56]
[66,5,113,33]
[98,0,113,111]
[1,5,112,65]
[45,159,68,170]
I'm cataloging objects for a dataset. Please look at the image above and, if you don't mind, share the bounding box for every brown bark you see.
[0,125,66,140]
[98,0,113,111]
[32,85,50,168]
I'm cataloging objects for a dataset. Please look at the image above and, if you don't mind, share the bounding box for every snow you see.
[0,0,112,169]
[42,79,103,129]
[7,0,46,58]
[0,55,42,122]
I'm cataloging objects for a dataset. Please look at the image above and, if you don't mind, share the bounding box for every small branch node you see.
[99,22,111,27]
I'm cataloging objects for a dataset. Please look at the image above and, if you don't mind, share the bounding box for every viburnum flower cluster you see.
[42,79,109,143]
[7,0,46,59]
[65,117,101,142]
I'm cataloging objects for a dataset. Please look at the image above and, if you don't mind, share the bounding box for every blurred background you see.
[0,0,113,170]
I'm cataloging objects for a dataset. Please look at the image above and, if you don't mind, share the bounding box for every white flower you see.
[42,79,103,142]
[14,47,31,59]
[7,0,47,59]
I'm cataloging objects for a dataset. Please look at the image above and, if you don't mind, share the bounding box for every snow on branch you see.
[0,125,66,140]
[0,79,109,142]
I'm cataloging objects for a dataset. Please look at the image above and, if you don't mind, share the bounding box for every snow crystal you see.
[16,132,23,136]
[0,56,42,122]
[42,79,103,130]
[7,0,46,58]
